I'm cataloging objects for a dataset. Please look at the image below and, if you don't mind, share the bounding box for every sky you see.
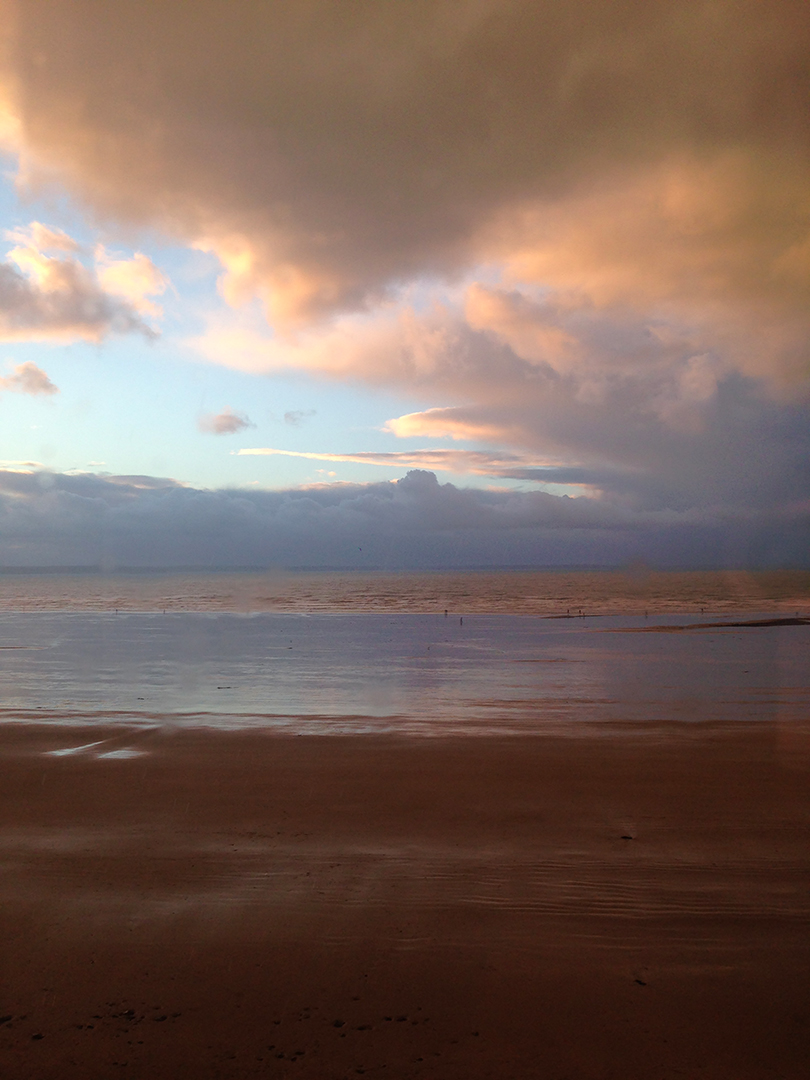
[0,0,807,568]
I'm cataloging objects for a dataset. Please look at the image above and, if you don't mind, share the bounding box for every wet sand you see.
[1,723,809,1078]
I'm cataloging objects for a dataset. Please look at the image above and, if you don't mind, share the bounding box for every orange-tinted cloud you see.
[1,1,806,341]
[1,2,807,523]
[235,446,556,476]
[0,222,164,342]
[384,408,509,444]
[95,249,167,318]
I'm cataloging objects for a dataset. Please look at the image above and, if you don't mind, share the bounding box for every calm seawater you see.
[0,568,808,615]
[0,570,807,736]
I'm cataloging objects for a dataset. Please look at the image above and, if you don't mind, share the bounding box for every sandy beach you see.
[1,721,809,1079]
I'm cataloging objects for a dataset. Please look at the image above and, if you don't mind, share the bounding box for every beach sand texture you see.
[1,572,809,1078]
[2,726,809,1079]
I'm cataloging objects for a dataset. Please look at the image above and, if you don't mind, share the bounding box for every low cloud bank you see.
[0,469,806,570]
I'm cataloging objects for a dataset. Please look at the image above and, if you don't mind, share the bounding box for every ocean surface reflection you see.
[0,611,807,734]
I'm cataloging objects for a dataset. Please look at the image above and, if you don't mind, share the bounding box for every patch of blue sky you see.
[1,334,428,487]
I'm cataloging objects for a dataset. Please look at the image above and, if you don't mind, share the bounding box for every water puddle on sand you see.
[46,739,149,760]
[47,740,108,756]
[96,748,147,759]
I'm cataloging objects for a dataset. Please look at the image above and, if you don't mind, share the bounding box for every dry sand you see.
[1,723,809,1079]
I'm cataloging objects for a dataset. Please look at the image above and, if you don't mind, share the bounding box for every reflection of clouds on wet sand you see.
[47,743,147,760]
[46,730,155,759]
[2,724,809,1077]
[0,609,807,736]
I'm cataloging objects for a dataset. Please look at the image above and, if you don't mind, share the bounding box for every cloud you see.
[0,468,806,570]
[198,408,253,435]
[1,3,806,332]
[236,445,642,495]
[11,222,79,254]
[481,155,810,388]
[0,222,164,342]
[236,445,592,482]
[95,248,168,318]
[204,288,809,516]
[384,407,509,444]
[0,360,57,394]
[0,3,807,540]
[283,409,315,426]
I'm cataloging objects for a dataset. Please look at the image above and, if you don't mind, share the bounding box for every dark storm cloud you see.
[2,1,807,333]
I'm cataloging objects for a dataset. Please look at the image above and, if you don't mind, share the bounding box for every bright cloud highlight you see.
[0,223,165,342]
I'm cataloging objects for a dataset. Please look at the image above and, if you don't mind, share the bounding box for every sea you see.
[0,569,808,738]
